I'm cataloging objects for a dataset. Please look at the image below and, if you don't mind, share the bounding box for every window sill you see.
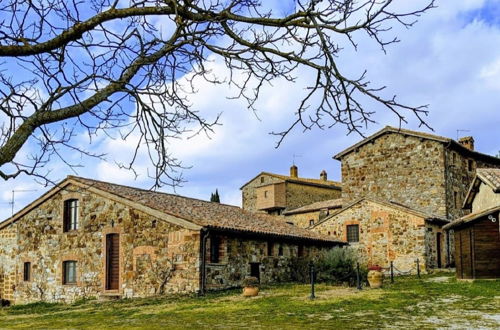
[62,283,77,286]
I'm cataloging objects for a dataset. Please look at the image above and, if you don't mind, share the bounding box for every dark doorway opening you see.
[250,263,260,281]
[436,232,442,268]
[106,233,120,290]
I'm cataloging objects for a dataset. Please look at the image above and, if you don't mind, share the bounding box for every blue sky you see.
[1,0,500,220]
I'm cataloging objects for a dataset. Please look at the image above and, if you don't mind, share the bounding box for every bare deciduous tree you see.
[0,0,434,187]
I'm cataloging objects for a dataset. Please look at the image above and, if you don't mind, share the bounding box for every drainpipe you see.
[199,228,209,296]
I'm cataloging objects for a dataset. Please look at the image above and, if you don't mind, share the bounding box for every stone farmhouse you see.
[243,126,500,273]
[240,166,341,216]
[444,168,500,279]
[0,176,343,304]
[310,127,500,271]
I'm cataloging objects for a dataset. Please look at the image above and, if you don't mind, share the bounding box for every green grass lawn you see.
[1,273,499,329]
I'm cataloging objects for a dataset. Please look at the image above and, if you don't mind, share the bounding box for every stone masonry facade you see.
[0,179,340,304]
[0,184,200,304]
[242,172,341,215]
[339,133,448,218]
[313,199,446,272]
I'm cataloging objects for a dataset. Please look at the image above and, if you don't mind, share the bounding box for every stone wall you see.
[1,184,200,304]
[340,133,448,218]
[312,200,441,272]
[204,234,324,289]
[242,174,284,212]
[286,183,341,211]
[284,211,322,228]
[242,174,341,214]
[0,223,18,301]
[471,183,500,212]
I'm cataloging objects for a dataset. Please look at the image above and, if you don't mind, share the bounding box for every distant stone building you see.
[241,166,341,215]
[0,176,343,304]
[282,198,343,228]
[311,126,500,270]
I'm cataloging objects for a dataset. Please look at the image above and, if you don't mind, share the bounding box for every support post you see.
[390,261,394,284]
[356,262,362,290]
[416,258,421,279]
[309,261,315,300]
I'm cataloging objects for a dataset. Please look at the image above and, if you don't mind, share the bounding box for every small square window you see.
[346,225,359,243]
[63,260,77,285]
[23,262,31,282]
[260,177,265,184]
[264,191,268,198]
[63,199,79,232]
[309,219,315,226]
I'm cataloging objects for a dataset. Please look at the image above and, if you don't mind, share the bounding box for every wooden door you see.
[106,233,120,290]
[459,229,473,279]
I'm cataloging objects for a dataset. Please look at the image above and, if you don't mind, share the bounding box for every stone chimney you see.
[290,165,298,178]
[458,136,474,151]
[320,170,328,181]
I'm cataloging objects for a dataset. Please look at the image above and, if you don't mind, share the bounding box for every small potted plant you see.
[242,276,260,297]
[367,265,384,288]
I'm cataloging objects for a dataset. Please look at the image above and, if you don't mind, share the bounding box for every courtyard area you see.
[0,273,498,329]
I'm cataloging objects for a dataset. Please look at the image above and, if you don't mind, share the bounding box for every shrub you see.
[242,277,260,288]
[292,247,367,286]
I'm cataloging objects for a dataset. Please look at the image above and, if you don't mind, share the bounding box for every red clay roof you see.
[66,176,344,244]
[477,168,500,192]
[240,171,341,190]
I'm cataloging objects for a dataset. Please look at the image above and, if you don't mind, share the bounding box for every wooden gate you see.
[106,233,120,290]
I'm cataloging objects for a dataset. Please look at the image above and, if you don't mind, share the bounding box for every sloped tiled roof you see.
[334,126,500,164]
[477,168,500,192]
[283,198,343,215]
[1,176,344,244]
[313,197,448,229]
[240,171,342,190]
[463,168,500,208]
[443,205,500,230]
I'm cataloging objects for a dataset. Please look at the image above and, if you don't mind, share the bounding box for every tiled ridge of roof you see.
[70,176,343,243]
[283,198,343,215]
[240,171,342,189]
[477,168,500,191]
[334,126,500,163]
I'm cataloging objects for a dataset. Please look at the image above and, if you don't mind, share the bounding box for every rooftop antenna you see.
[456,129,470,140]
[10,189,37,216]
[292,154,302,165]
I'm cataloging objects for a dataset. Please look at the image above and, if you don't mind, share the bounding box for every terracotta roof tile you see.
[70,176,344,244]
[477,168,500,192]
[240,171,342,189]
[283,198,343,215]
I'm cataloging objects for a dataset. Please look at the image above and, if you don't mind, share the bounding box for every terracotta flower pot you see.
[242,286,259,297]
[367,270,384,288]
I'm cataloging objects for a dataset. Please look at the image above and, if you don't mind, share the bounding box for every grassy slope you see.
[0,274,499,329]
